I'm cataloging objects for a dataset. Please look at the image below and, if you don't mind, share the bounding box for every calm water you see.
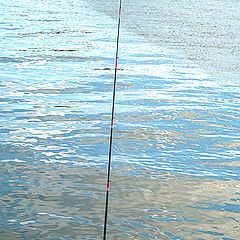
[0,0,240,239]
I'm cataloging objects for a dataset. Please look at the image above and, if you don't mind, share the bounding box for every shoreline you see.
[87,0,240,82]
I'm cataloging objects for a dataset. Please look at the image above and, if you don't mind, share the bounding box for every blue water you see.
[0,0,240,239]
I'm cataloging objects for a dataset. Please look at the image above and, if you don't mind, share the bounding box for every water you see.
[90,0,240,82]
[0,0,239,239]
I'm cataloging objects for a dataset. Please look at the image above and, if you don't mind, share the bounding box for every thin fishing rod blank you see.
[103,0,122,239]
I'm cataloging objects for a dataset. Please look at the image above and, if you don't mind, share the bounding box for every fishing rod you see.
[103,0,122,239]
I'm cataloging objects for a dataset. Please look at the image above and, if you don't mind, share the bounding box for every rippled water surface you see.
[0,0,240,239]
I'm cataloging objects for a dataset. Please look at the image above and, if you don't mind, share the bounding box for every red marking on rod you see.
[107,181,110,190]
[119,7,121,15]
[115,58,118,68]
[111,119,114,127]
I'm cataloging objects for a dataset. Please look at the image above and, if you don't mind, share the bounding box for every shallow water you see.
[0,0,240,239]
[89,0,240,82]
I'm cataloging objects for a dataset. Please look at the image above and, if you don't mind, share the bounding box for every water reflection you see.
[1,0,240,239]
[1,163,240,239]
